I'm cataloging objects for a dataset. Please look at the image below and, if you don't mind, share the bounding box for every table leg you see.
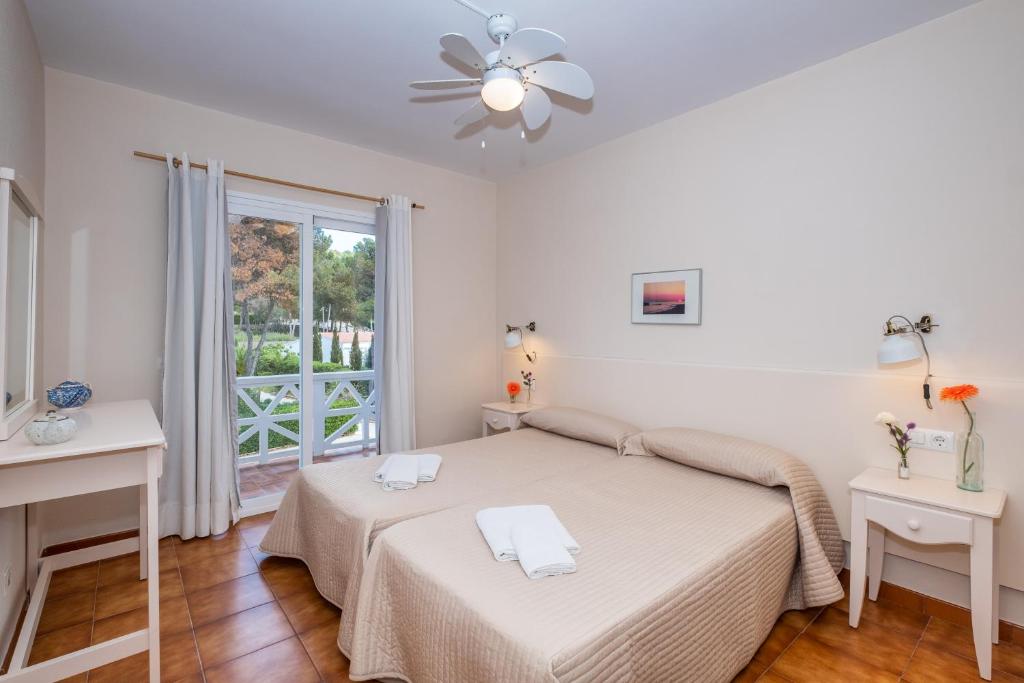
[146,446,161,683]
[481,419,488,438]
[25,503,39,593]
[849,491,868,628]
[971,516,994,681]
[993,525,1000,645]
[867,523,884,601]
[139,484,148,580]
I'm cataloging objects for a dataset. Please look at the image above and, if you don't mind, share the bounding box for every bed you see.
[259,407,637,618]
[342,427,844,683]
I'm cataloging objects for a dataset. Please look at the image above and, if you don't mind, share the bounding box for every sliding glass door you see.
[227,192,376,511]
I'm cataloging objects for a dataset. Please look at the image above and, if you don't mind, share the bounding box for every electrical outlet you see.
[908,428,956,453]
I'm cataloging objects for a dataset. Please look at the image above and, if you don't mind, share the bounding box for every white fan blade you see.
[523,61,594,100]
[498,28,566,69]
[520,85,551,130]
[410,78,481,89]
[455,99,489,126]
[440,33,488,71]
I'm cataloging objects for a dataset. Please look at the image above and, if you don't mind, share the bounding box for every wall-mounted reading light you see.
[878,314,939,409]
[504,321,537,363]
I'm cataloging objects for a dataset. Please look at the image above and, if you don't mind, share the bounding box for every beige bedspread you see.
[345,452,843,682]
[259,428,618,614]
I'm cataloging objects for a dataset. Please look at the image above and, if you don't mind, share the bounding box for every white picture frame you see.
[0,167,41,440]
[631,268,702,325]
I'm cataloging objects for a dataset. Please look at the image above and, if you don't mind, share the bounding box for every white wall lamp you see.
[504,322,537,363]
[877,314,939,409]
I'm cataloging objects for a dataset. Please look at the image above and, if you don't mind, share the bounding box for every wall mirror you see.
[0,167,40,440]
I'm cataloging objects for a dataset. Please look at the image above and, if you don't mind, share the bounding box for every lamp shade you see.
[878,334,921,364]
[504,328,522,349]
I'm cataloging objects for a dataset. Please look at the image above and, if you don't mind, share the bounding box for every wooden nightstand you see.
[849,467,1006,680]
[481,402,541,437]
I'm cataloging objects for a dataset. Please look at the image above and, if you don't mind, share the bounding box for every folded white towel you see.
[475,505,579,562]
[373,453,443,485]
[379,453,420,491]
[511,523,577,580]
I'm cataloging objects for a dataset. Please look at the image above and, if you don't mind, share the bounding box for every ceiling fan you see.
[410,0,594,132]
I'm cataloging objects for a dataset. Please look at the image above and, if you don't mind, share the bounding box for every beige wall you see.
[497,0,1024,618]
[40,68,497,545]
[0,0,43,655]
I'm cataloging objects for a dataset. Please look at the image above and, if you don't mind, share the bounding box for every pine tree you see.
[330,329,341,364]
[366,336,374,370]
[312,324,323,363]
[350,330,363,370]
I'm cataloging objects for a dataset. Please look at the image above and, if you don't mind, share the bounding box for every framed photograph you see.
[631,268,702,325]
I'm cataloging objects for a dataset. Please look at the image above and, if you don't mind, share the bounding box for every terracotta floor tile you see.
[93,568,183,620]
[92,594,192,643]
[27,621,92,665]
[904,643,1024,682]
[830,592,929,638]
[98,550,176,586]
[186,572,276,627]
[752,616,803,667]
[205,636,321,683]
[279,585,340,633]
[730,658,765,683]
[799,607,917,676]
[758,672,794,683]
[298,620,353,682]
[180,548,257,593]
[238,516,273,548]
[37,589,94,634]
[88,629,202,683]
[770,634,898,682]
[47,562,99,598]
[194,602,294,669]
[921,617,1024,678]
[175,528,247,566]
[261,557,318,600]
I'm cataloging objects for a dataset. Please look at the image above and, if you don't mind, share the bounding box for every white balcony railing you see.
[235,370,376,466]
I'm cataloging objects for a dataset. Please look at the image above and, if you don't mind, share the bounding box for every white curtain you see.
[374,195,416,453]
[161,154,239,539]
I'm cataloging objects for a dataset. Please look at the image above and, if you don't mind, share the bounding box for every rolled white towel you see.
[380,453,419,491]
[512,523,577,579]
[475,505,579,562]
[373,453,443,483]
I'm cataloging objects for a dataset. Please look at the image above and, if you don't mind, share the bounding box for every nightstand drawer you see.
[482,409,516,432]
[864,495,972,545]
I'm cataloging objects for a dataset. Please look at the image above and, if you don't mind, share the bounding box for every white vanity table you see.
[0,400,165,683]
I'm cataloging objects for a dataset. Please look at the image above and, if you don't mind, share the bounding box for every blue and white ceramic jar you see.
[46,380,92,412]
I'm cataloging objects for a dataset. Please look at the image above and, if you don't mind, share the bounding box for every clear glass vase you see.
[956,428,984,492]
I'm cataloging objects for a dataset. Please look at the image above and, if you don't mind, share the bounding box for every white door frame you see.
[227,191,373,515]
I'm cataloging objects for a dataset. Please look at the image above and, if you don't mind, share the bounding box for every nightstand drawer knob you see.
[907,519,921,531]
[490,418,499,424]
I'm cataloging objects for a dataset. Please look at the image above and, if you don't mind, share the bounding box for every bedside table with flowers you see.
[481,402,542,437]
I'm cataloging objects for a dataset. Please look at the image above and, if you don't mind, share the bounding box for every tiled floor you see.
[734,570,1024,682]
[19,512,1024,682]
[238,450,373,500]
[22,514,352,682]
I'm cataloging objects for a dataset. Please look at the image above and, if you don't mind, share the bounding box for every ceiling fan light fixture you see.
[481,68,525,111]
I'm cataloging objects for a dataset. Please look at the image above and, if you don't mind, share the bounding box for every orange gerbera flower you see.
[940,384,979,402]
[506,381,521,397]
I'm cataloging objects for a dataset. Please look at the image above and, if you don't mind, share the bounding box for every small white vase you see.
[25,410,77,445]
[898,464,910,480]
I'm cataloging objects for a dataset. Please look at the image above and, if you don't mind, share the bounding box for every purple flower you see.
[906,422,917,430]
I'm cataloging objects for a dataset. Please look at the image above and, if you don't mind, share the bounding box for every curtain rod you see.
[132,151,425,210]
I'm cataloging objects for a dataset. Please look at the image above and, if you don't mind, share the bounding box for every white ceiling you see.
[25,0,975,179]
